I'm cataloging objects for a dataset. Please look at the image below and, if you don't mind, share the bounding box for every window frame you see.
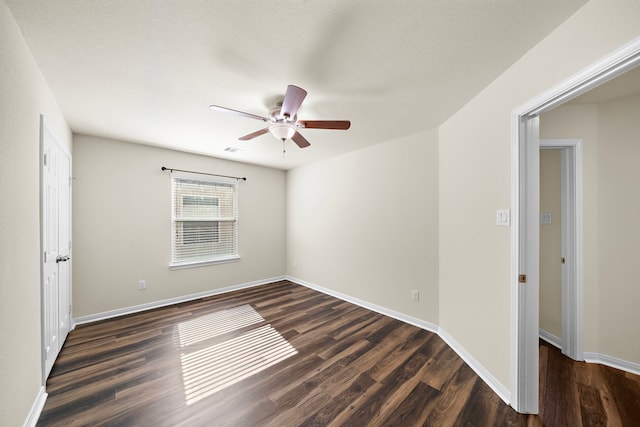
[169,172,240,269]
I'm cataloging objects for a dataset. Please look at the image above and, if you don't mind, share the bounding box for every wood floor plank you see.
[299,372,377,427]
[422,363,479,426]
[319,315,391,360]
[600,363,640,425]
[329,309,380,341]
[383,381,441,427]
[192,354,325,426]
[326,373,384,427]
[368,327,429,382]
[453,376,529,427]
[268,338,371,402]
[37,281,640,426]
[265,391,333,427]
[540,342,581,427]
[577,382,608,427]
[370,352,436,425]
[420,344,465,391]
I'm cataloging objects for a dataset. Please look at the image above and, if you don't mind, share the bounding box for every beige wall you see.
[72,135,286,317]
[438,0,640,390]
[0,1,72,425]
[539,150,562,339]
[596,93,640,363]
[541,93,640,365]
[286,130,439,324]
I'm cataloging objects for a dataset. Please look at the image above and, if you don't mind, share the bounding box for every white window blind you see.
[170,173,238,267]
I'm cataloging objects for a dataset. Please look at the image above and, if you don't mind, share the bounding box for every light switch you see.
[496,209,510,226]
[540,212,552,225]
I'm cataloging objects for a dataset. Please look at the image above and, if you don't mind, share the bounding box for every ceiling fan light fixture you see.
[269,123,296,140]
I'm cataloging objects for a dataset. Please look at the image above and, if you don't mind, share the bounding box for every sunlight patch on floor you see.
[176,304,265,347]
[176,304,298,404]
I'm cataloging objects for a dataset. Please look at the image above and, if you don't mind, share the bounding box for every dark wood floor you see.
[38,280,640,426]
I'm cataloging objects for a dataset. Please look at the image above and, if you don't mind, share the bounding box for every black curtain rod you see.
[161,166,247,181]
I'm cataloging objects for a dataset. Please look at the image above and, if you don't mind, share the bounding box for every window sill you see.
[169,255,241,270]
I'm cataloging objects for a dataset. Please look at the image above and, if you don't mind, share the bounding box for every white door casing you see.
[511,115,540,414]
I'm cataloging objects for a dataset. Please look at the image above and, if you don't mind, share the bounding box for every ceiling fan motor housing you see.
[269,101,295,122]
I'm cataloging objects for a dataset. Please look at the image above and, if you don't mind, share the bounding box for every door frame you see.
[510,37,640,414]
[540,139,583,361]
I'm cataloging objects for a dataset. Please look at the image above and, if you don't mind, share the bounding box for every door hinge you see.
[519,274,527,284]
[43,153,48,166]
[44,251,47,263]
[561,257,566,264]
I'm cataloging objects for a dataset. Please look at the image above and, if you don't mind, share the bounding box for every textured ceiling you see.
[7,0,588,169]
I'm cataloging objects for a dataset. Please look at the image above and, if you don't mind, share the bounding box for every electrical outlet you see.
[411,290,419,301]
[138,280,146,290]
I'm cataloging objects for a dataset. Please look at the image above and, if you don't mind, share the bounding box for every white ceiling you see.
[7,0,588,170]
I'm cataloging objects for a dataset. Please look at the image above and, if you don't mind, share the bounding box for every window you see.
[182,196,220,244]
[170,173,238,267]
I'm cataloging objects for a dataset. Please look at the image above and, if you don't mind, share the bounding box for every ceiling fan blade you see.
[280,85,307,119]
[297,120,351,130]
[209,105,269,122]
[239,127,270,141]
[292,131,311,148]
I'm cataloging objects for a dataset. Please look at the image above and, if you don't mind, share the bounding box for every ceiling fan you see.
[209,85,350,149]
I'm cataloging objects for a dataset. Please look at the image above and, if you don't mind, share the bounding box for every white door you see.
[41,117,71,378]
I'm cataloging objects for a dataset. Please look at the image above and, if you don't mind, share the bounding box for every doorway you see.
[539,140,583,361]
[41,116,72,379]
[511,39,640,414]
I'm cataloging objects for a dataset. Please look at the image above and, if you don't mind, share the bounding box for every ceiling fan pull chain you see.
[282,138,286,158]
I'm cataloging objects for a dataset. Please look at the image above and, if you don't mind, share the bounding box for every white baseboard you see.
[287,276,511,405]
[286,276,438,333]
[584,352,640,376]
[23,386,47,427]
[73,276,286,325]
[438,328,511,405]
[538,331,640,377]
[539,329,562,349]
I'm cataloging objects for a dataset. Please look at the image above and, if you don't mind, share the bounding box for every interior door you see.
[42,124,59,378]
[41,117,71,378]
